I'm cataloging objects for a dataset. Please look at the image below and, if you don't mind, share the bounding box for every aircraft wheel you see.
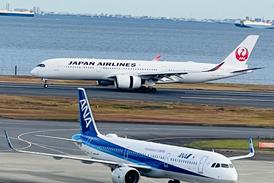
[42,78,48,88]
[139,86,157,93]
[174,180,180,183]
[168,180,174,183]
[147,86,157,93]
[140,86,147,90]
[151,87,157,92]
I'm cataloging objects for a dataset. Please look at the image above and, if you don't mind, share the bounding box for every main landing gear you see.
[139,86,157,93]
[168,179,180,183]
[42,78,48,88]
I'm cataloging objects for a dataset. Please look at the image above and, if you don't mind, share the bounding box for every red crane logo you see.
[235,47,249,62]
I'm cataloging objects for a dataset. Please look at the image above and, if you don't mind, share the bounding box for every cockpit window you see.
[212,162,234,168]
[37,64,45,67]
[221,164,229,168]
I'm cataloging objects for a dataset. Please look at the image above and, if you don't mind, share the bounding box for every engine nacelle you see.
[106,133,118,138]
[115,75,142,89]
[97,80,114,86]
[112,167,140,183]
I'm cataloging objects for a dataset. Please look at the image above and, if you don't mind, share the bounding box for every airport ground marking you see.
[180,96,274,102]
[17,128,78,154]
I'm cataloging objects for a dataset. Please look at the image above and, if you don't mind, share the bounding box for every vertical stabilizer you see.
[78,88,99,137]
[222,35,259,69]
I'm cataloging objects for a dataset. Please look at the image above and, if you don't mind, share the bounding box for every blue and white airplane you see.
[5,88,255,183]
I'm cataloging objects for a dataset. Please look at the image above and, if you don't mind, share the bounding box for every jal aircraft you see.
[30,35,261,91]
[5,88,255,183]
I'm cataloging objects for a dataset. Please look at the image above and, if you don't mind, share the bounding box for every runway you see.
[0,82,274,108]
[0,118,274,183]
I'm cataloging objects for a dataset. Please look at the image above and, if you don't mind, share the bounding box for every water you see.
[0,15,273,84]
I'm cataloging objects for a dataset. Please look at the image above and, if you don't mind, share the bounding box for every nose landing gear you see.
[42,78,48,88]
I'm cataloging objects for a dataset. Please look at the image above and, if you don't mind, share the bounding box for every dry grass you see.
[0,95,273,127]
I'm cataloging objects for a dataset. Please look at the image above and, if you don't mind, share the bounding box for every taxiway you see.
[0,119,274,183]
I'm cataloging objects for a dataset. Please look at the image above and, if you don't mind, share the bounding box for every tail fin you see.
[222,35,259,69]
[78,88,99,137]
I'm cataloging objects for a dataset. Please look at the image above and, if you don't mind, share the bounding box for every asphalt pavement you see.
[0,82,274,108]
[0,118,274,183]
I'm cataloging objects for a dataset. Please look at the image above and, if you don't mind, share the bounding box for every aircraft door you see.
[124,149,129,160]
[198,156,208,174]
[164,153,171,168]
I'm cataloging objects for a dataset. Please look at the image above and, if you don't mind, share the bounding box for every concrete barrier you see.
[259,142,274,149]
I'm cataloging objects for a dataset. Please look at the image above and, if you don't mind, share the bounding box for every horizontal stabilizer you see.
[231,67,263,74]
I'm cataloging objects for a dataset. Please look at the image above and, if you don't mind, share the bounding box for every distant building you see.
[33,6,41,14]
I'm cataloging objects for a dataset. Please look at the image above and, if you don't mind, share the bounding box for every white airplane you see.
[5,88,255,183]
[31,35,261,91]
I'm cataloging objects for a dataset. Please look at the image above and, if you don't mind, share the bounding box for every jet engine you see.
[97,80,114,86]
[115,75,142,89]
[112,167,140,183]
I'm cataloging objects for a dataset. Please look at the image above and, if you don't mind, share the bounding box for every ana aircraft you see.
[5,88,254,183]
[31,35,261,91]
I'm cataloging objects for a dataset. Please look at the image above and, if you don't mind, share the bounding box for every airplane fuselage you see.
[31,58,241,83]
[72,133,237,183]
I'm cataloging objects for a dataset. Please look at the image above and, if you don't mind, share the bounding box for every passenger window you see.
[211,163,216,168]
[221,164,229,168]
[215,163,220,168]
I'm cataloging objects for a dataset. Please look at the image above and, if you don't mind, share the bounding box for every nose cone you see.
[30,67,39,76]
[226,169,238,183]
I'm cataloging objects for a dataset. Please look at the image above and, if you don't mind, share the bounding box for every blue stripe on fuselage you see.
[72,134,209,178]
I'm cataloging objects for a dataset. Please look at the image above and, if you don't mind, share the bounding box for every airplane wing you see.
[36,134,83,144]
[4,130,151,171]
[138,71,189,81]
[229,138,255,161]
[106,70,189,83]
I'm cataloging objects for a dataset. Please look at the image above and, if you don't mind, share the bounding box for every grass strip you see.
[0,95,273,127]
[186,139,260,150]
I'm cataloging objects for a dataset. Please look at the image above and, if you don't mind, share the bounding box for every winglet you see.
[152,54,161,61]
[229,137,255,161]
[248,137,255,156]
[4,130,15,150]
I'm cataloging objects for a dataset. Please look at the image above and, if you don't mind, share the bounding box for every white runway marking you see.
[17,128,78,154]
[180,96,274,102]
